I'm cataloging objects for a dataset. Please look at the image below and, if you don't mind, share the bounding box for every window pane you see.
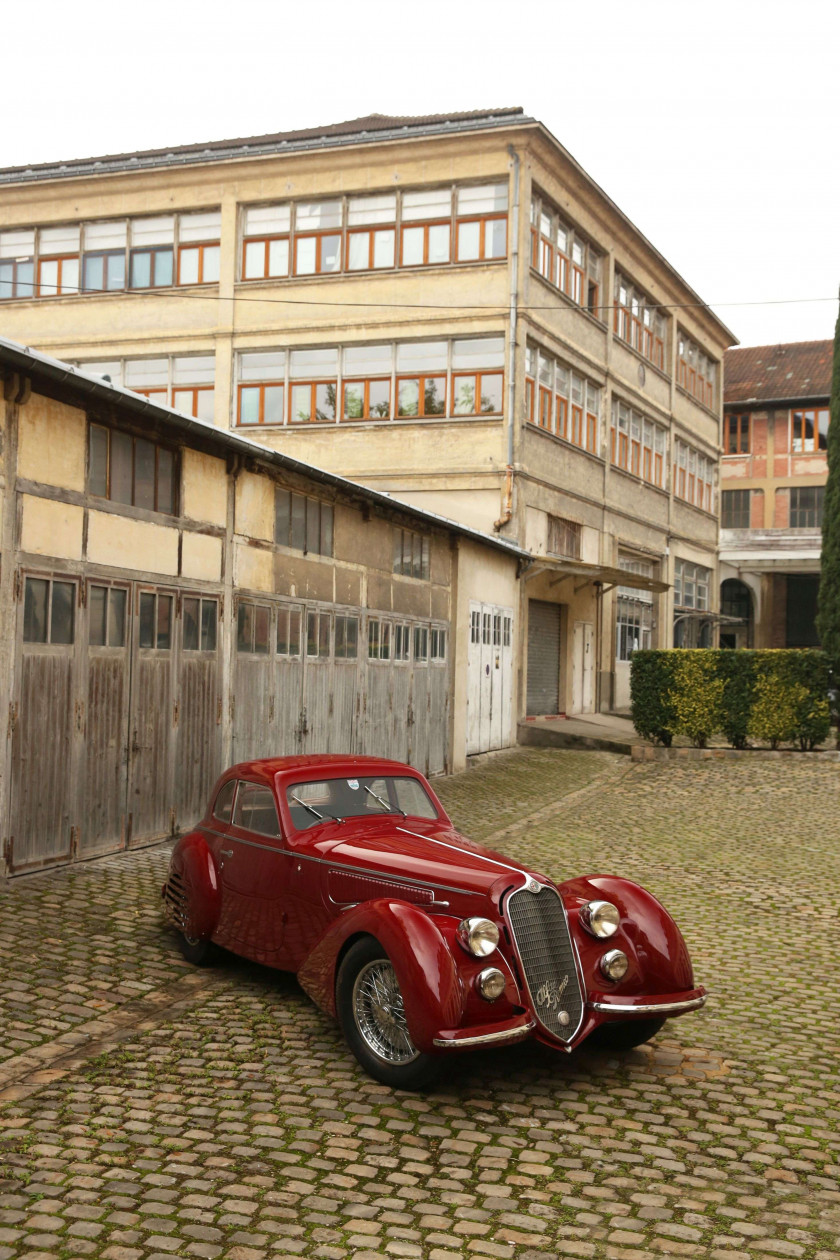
[240,350,289,382]
[425,377,446,415]
[237,603,252,652]
[49,583,75,644]
[373,229,395,268]
[397,341,448,372]
[195,389,215,422]
[290,347,338,377]
[130,251,151,288]
[291,383,312,423]
[296,200,342,230]
[240,386,260,425]
[23,578,48,643]
[306,497,320,553]
[89,586,107,646]
[131,216,175,246]
[107,253,126,290]
[154,249,174,287]
[268,238,289,276]
[453,377,476,415]
[457,183,508,214]
[401,226,424,266]
[315,383,336,420]
[179,211,221,242]
[369,379,390,417]
[202,246,220,283]
[344,382,364,419]
[254,606,270,654]
[110,431,134,505]
[134,438,156,510]
[139,593,156,647]
[307,611,319,656]
[157,595,172,649]
[428,224,450,264]
[109,588,126,647]
[348,232,370,270]
[321,503,333,556]
[402,188,452,220]
[291,494,306,550]
[345,617,357,658]
[276,488,291,545]
[348,194,396,225]
[83,254,104,292]
[201,601,217,652]
[39,259,59,296]
[264,385,284,425]
[486,219,507,258]
[457,221,480,262]
[89,425,109,497]
[318,614,330,658]
[183,596,200,650]
[480,375,503,413]
[244,204,290,235]
[453,336,505,370]
[320,235,341,272]
[289,609,301,655]
[295,237,316,275]
[244,240,265,279]
[179,247,200,285]
[398,379,419,417]
[213,780,236,822]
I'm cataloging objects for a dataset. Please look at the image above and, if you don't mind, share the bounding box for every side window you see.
[213,780,236,823]
[232,782,281,837]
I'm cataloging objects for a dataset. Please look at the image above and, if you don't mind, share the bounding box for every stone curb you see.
[631,744,840,762]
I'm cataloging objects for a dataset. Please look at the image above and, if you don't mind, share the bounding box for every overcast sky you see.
[4,0,838,349]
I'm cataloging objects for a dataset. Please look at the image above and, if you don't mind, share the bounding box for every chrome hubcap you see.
[352,959,419,1065]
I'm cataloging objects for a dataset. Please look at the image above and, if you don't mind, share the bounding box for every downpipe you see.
[494,144,520,533]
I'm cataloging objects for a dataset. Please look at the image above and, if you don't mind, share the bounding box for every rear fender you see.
[297,899,466,1053]
[165,832,221,942]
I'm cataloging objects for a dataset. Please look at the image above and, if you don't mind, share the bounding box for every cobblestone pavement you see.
[1,748,839,1260]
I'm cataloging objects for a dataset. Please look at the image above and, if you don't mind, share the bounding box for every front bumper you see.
[433,1014,535,1050]
[588,986,707,1017]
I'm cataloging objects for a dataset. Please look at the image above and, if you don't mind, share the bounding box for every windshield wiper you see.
[364,786,405,817]
[291,794,343,823]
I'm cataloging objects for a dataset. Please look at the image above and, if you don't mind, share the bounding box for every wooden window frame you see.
[275,488,333,558]
[236,600,271,655]
[368,617,392,661]
[182,595,219,653]
[22,575,77,646]
[293,231,343,276]
[81,249,126,293]
[88,423,178,516]
[238,381,285,427]
[276,605,303,657]
[677,334,716,409]
[129,246,174,290]
[37,254,79,297]
[87,581,129,649]
[396,374,447,419]
[177,241,220,286]
[346,227,396,271]
[341,378,392,421]
[451,371,504,416]
[791,407,830,453]
[289,380,338,425]
[241,234,290,280]
[0,256,35,300]
[172,385,214,419]
[394,529,431,581]
[724,412,751,455]
[399,220,451,268]
[455,214,507,262]
[138,589,175,652]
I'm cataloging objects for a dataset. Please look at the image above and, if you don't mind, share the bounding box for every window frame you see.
[720,488,751,529]
[177,240,220,286]
[724,411,751,455]
[88,422,178,516]
[22,575,77,646]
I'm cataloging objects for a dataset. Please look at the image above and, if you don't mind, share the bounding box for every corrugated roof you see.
[0,333,528,563]
[0,109,526,185]
[724,340,832,405]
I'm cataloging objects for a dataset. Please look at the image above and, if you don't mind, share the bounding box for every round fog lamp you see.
[600,949,629,981]
[582,900,620,938]
[476,967,506,1002]
[457,916,500,958]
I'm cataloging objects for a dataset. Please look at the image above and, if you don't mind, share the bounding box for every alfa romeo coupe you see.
[163,755,705,1088]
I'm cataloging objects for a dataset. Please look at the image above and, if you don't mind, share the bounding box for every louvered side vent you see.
[163,871,188,929]
[328,869,434,906]
[505,885,584,1042]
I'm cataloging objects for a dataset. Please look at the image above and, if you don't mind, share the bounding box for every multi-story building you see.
[720,341,831,648]
[0,107,735,720]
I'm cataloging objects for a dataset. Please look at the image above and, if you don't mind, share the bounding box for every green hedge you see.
[630,649,830,750]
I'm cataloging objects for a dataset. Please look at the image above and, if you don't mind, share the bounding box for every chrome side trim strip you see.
[589,995,707,1015]
[433,1020,535,1049]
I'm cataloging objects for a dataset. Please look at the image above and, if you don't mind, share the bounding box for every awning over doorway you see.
[523,556,669,595]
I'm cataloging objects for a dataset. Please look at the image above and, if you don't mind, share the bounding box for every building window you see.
[23,577,76,644]
[289,348,338,424]
[130,216,175,289]
[347,194,397,271]
[182,597,218,652]
[430,627,447,662]
[81,221,128,292]
[88,424,177,515]
[88,585,127,647]
[529,191,602,315]
[277,606,302,657]
[37,225,81,296]
[177,212,221,285]
[673,439,715,512]
[335,614,359,659]
[547,515,581,560]
[275,487,334,557]
[78,354,215,421]
[139,591,173,650]
[238,351,286,426]
[0,229,36,299]
[394,529,430,580]
[724,412,751,454]
[611,400,667,487]
[414,625,429,662]
[368,618,391,660]
[673,560,710,611]
[393,623,411,662]
[616,593,652,661]
[450,337,504,416]
[306,610,331,658]
[613,272,665,370]
[455,183,508,261]
[525,345,601,455]
[721,489,751,529]
[791,407,830,453]
[790,485,825,528]
[401,188,452,267]
[242,204,291,280]
[677,333,717,410]
[294,200,342,275]
[396,340,448,417]
[237,601,270,654]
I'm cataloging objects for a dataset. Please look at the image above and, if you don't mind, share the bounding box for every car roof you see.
[221,754,427,788]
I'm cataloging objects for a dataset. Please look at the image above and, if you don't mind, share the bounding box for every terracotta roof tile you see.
[724,340,832,405]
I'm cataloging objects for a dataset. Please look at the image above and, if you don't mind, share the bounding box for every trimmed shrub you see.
[763,649,831,750]
[748,672,806,749]
[669,652,725,748]
[715,650,759,749]
[629,650,679,745]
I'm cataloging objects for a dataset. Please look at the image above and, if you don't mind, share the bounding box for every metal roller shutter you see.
[526,600,561,716]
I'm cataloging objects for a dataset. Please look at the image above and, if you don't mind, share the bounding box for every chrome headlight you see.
[581,900,620,939]
[600,948,629,981]
[457,916,499,958]
[476,967,506,1002]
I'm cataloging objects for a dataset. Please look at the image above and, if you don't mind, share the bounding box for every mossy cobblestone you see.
[1,748,839,1259]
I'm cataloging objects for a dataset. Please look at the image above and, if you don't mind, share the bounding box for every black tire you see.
[588,1017,666,1051]
[336,936,442,1090]
[178,931,213,966]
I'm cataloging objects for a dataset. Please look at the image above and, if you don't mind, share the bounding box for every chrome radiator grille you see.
[505,885,584,1042]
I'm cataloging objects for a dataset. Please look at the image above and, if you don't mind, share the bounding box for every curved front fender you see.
[165,832,221,942]
[297,900,466,1053]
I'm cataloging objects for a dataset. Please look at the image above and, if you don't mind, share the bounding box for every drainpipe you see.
[494,144,520,532]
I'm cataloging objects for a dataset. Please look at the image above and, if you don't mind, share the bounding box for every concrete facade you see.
[0,108,735,718]
[719,341,831,648]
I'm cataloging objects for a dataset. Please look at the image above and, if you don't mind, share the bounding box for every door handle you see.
[220,849,234,858]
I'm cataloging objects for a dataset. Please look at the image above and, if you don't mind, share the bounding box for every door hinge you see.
[173,700,180,727]
[7,702,18,738]
[75,700,84,733]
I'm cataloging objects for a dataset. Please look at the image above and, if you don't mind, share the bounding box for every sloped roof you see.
[724,340,832,405]
[0,109,526,184]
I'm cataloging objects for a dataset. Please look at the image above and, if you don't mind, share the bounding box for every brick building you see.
[720,340,831,648]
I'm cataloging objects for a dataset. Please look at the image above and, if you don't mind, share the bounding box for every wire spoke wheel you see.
[352,959,420,1065]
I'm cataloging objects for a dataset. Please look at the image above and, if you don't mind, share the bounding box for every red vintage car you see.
[163,754,706,1088]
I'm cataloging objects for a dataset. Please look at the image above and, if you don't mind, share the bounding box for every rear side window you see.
[233,782,281,837]
[213,780,236,822]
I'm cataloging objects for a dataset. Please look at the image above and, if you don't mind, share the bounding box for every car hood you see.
[303,817,534,898]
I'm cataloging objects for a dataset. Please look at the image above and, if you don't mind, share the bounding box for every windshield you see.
[285,775,438,830]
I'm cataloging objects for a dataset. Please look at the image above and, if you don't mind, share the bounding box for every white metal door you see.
[467,601,514,755]
[572,621,594,714]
